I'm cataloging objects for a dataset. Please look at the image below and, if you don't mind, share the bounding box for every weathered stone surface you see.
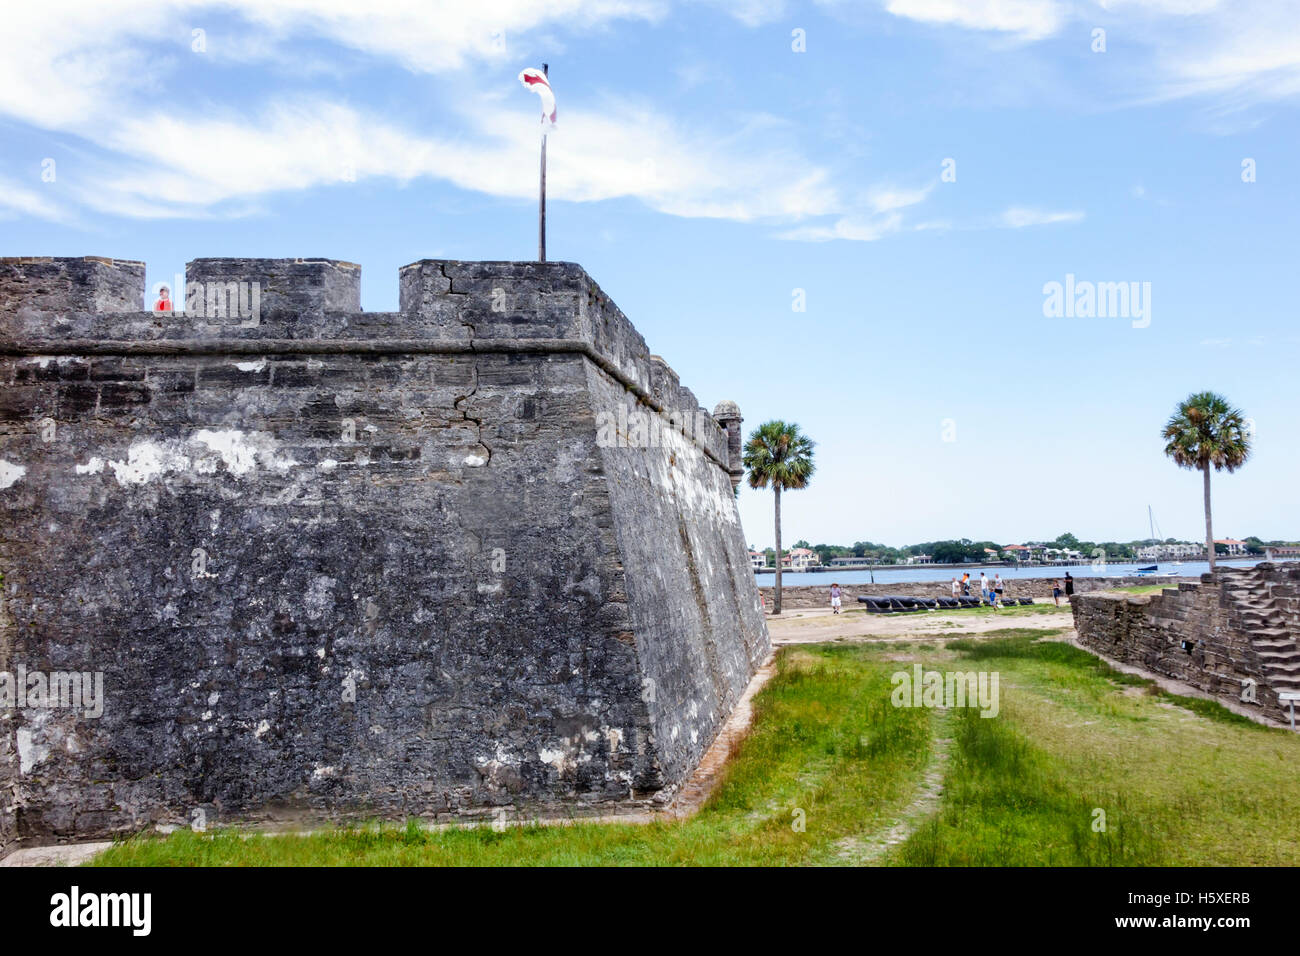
[186,258,361,320]
[0,257,144,318]
[1073,563,1300,724]
[0,256,767,854]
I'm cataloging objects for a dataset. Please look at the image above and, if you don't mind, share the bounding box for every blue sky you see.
[3,0,1298,547]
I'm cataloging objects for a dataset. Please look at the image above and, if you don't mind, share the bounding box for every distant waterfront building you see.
[748,550,768,570]
[905,554,933,565]
[1137,542,1203,560]
[1215,538,1247,556]
[781,547,819,571]
[1039,547,1082,562]
[1002,544,1030,561]
[829,556,872,567]
[1267,546,1300,560]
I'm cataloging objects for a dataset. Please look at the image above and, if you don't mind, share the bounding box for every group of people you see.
[952,571,1009,608]
[1052,572,1075,607]
[950,570,1076,607]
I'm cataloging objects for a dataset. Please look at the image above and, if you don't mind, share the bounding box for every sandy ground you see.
[764,604,1077,644]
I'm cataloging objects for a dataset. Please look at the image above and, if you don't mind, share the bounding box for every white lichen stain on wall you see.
[107,441,192,485]
[73,430,299,485]
[195,429,297,475]
[0,459,27,489]
[16,712,52,774]
[640,416,738,526]
[303,575,337,621]
[538,746,570,773]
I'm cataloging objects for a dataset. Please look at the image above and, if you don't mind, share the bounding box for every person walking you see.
[961,572,971,596]
[830,582,842,615]
[950,577,960,599]
[979,572,990,605]
[993,573,1005,608]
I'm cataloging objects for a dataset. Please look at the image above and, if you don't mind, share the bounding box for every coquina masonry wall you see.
[0,256,769,853]
[1073,564,1300,725]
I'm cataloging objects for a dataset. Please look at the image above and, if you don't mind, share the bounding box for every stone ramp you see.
[1220,567,1300,697]
[1073,562,1300,726]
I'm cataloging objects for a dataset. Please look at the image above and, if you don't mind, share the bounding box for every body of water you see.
[755,558,1263,587]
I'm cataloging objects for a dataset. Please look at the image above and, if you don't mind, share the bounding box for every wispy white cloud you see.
[880,0,1300,108]
[0,0,843,227]
[0,177,77,224]
[999,206,1085,227]
[691,0,787,27]
[883,0,1066,41]
[867,184,936,213]
[776,212,905,242]
[776,182,935,241]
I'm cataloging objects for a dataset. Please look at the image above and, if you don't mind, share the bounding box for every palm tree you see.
[743,421,815,615]
[1162,392,1252,571]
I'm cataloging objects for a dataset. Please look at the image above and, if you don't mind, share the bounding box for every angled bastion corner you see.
[0,252,770,847]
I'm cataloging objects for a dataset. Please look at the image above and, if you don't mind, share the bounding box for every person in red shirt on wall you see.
[154,285,173,312]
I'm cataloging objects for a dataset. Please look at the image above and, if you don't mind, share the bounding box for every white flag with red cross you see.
[518,68,557,132]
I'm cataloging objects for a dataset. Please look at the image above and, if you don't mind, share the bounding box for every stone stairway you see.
[1220,567,1300,698]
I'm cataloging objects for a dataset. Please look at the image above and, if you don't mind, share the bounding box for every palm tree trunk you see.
[773,485,782,615]
[1203,465,1215,572]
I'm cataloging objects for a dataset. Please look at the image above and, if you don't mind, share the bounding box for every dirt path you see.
[766,605,1075,644]
[834,724,951,865]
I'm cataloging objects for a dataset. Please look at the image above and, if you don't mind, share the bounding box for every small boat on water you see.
[1133,565,1176,577]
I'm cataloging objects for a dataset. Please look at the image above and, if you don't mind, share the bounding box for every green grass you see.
[89,630,1300,867]
[895,632,1295,865]
[1111,584,1174,595]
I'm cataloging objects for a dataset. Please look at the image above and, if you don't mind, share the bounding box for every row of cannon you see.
[856,595,1036,613]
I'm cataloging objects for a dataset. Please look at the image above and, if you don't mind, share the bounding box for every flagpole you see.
[539,63,548,262]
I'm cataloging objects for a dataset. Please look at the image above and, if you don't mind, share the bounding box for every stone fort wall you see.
[0,256,769,853]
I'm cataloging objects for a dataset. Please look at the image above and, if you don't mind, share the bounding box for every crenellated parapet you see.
[0,256,732,471]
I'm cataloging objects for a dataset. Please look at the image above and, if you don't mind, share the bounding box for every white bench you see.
[1278,691,1300,730]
